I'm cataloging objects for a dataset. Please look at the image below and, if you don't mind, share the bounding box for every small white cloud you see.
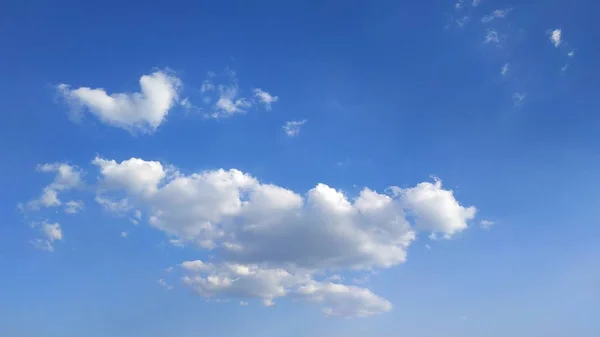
[501,63,509,76]
[512,92,526,105]
[240,301,249,306]
[253,88,278,110]
[456,16,470,28]
[472,0,481,7]
[201,79,215,93]
[211,84,251,118]
[550,29,562,48]
[484,29,500,45]
[481,8,512,23]
[561,64,569,73]
[480,219,495,229]
[95,196,132,214]
[263,299,276,307]
[43,222,63,241]
[425,244,432,250]
[325,274,344,282]
[31,221,63,252]
[26,163,83,209]
[283,119,307,137]
[64,200,84,214]
[58,71,182,134]
[352,275,370,285]
[158,279,173,290]
[30,238,55,252]
[568,50,575,58]
[121,231,128,238]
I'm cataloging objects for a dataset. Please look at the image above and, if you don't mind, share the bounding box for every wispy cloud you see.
[480,219,495,229]
[283,119,307,137]
[512,92,526,105]
[501,63,509,76]
[253,88,278,110]
[484,29,500,45]
[481,8,513,23]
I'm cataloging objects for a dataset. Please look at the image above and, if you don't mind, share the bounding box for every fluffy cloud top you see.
[58,71,181,133]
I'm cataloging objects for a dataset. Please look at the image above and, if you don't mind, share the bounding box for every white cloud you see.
[501,63,509,76]
[95,196,132,214]
[180,262,390,318]
[26,163,83,209]
[481,8,512,23]
[158,279,173,290]
[550,29,562,48]
[205,82,251,119]
[24,156,478,316]
[561,64,569,73]
[64,200,84,214]
[58,71,182,133]
[472,0,481,7]
[512,92,526,105]
[390,178,476,237]
[568,50,575,58]
[240,301,249,306]
[93,157,166,197]
[30,221,63,252]
[283,119,307,137]
[480,219,495,229]
[484,29,500,45]
[297,281,392,318]
[42,222,63,241]
[201,79,216,93]
[121,231,128,238]
[253,88,278,110]
[91,158,475,270]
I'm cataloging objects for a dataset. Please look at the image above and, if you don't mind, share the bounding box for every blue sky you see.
[1,0,599,336]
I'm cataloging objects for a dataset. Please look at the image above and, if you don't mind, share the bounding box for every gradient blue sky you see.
[1,0,599,336]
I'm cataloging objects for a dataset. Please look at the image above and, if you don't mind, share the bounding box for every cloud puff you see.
[512,92,526,105]
[198,69,279,119]
[58,71,182,133]
[25,163,83,209]
[180,261,391,317]
[484,29,500,45]
[253,88,278,110]
[480,219,495,229]
[283,120,307,137]
[501,63,509,76]
[30,221,63,252]
[64,200,84,214]
[550,29,561,48]
[481,8,512,23]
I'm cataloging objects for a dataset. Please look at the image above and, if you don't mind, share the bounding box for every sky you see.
[1,0,599,336]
